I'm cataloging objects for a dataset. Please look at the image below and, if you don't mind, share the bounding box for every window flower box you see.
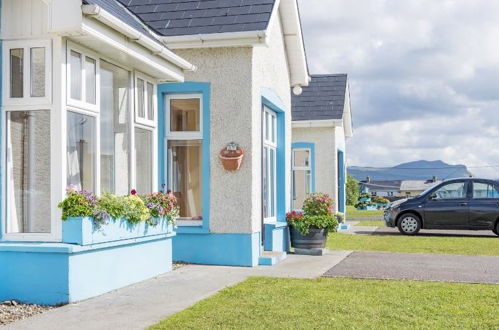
[63,216,174,246]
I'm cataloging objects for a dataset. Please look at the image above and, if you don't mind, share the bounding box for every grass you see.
[327,232,499,256]
[346,205,383,218]
[151,277,499,329]
[354,220,386,227]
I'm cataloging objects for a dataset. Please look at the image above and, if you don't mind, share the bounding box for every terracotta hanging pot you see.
[219,142,244,171]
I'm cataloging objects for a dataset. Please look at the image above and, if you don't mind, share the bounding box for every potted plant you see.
[58,186,179,245]
[372,196,390,209]
[286,193,339,249]
[219,142,244,171]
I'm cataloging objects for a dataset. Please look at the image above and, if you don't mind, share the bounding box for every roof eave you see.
[161,30,269,49]
[81,4,196,72]
[292,119,343,128]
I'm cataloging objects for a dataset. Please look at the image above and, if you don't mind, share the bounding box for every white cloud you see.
[299,0,499,177]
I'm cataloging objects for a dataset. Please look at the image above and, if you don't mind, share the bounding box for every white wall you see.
[175,12,292,234]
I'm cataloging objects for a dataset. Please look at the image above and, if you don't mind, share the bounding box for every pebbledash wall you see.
[170,12,292,266]
[292,125,347,214]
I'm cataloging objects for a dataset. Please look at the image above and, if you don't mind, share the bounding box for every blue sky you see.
[298,0,499,178]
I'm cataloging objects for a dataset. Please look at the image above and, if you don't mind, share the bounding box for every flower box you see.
[62,216,174,246]
[356,205,378,211]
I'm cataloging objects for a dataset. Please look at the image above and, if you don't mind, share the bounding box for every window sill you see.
[176,220,203,227]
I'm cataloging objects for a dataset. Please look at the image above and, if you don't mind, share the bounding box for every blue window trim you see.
[291,142,316,193]
[157,82,211,234]
[337,149,346,213]
[261,97,286,223]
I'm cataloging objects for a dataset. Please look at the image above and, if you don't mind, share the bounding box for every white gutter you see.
[161,30,269,49]
[81,4,196,72]
[292,119,343,128]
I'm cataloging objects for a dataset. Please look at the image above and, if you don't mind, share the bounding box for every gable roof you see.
[292,74,348,121]
[116,0,276,37]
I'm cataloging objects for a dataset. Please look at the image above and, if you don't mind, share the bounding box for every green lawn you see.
[354,220,386,227]
[151,277,499,329]
[346,205,383,218]
[327,233,499,256]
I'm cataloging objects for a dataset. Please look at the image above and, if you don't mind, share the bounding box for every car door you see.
[468,180,499,230]
[423,180,470,229]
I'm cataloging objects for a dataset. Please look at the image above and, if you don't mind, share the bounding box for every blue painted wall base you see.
[173,232,260,267]
[0,234,174,305]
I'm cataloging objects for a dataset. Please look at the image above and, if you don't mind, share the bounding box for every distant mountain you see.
[348,160,472,181]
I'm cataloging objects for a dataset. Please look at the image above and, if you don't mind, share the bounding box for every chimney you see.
[432,176,437,182]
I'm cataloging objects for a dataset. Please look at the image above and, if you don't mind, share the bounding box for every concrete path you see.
[5,251,350,330]
[324,251,499,284]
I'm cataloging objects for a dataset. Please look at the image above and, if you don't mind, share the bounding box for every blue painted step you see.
[259,251,287,266]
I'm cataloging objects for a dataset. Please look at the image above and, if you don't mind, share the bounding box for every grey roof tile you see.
[116,0,277,36]
[292,74,349,121]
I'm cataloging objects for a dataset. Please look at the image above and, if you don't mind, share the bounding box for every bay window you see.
[135,127,153,194]
[166,95,203,221]
[292,148,312,210]
[262,106,277,221]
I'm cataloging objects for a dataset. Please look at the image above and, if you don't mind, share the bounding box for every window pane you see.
[7,111,51,233]
[265,112,270,141]
[263,146,268,218]
[67,112,95,192]
[147,82,154,120]
[272,114,276,143]
[270,148,275,217]
[433,182,466,199]
[30,47,45,97]
[137,78,145,118]
[293,170,311,210]
[168,140,202,219]
[170,98,200,132]
[100,61,130,194]
[10,49,23,98]
[85,57,96,104]
[135,128,153,194]
[70,50,82,100]
[473,182,499,199]
[294,149,310,167]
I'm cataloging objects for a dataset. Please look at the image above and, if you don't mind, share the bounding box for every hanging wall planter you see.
[219,142,244,171]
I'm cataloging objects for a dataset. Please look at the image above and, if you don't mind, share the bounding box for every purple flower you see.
[130,189,137,195]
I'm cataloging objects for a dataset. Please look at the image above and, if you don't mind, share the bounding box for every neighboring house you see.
[0,0,310,305]
[359,179,402,198]
[399,178,441,197]
[291,74,353,214]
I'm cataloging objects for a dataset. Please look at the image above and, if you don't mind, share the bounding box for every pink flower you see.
[131,189,137,195]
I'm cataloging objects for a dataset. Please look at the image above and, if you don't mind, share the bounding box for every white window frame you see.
[2,39,52,106]
[263,106,277,222]
[292,148,312,210]
[66,41,100,113]
[165,94,203,225]
[134,72,156,127]
[165,93,203,140]
[2,108,59,242]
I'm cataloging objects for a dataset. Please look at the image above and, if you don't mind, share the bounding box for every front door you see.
[424,180,470,228]
[468,181,499,229]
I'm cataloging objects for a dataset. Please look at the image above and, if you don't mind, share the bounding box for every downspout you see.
[81,4,196,72]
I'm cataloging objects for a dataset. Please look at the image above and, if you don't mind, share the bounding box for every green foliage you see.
[287,193,338,235]
[57,189,97,220]
[142,191,179,222]
[98,193,126,219]
[122,195,151,224]
[346,174,359,205]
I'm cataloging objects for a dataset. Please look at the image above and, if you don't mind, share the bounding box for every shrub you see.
[58,186,97,220]
[286,193,338,235]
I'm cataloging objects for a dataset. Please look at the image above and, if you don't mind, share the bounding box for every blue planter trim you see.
[157,82,211,234]
[62,216,174,246]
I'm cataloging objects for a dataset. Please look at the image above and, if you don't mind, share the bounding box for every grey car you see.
[384,178,499,235]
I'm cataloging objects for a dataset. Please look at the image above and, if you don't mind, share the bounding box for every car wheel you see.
[397,213,421,235]
[494,222,499,237]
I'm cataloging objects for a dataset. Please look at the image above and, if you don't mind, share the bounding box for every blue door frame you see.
[337,150,346,213]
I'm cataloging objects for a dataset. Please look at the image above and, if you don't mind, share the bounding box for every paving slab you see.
[5,250,350,330]
[324,251,499,284]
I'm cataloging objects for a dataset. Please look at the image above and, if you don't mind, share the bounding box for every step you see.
[258,251,287,266]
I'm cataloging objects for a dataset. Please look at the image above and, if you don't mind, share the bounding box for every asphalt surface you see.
[348,225,497,237]
[324,251,499,284]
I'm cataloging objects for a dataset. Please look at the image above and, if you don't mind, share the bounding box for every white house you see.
[291,74,353,214]
[0,0,311,305]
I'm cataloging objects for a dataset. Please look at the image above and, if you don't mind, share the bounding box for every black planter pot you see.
[290,226,328,249]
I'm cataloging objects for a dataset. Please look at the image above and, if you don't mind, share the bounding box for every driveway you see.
[346,224,496,237]
[324,251,499,284]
